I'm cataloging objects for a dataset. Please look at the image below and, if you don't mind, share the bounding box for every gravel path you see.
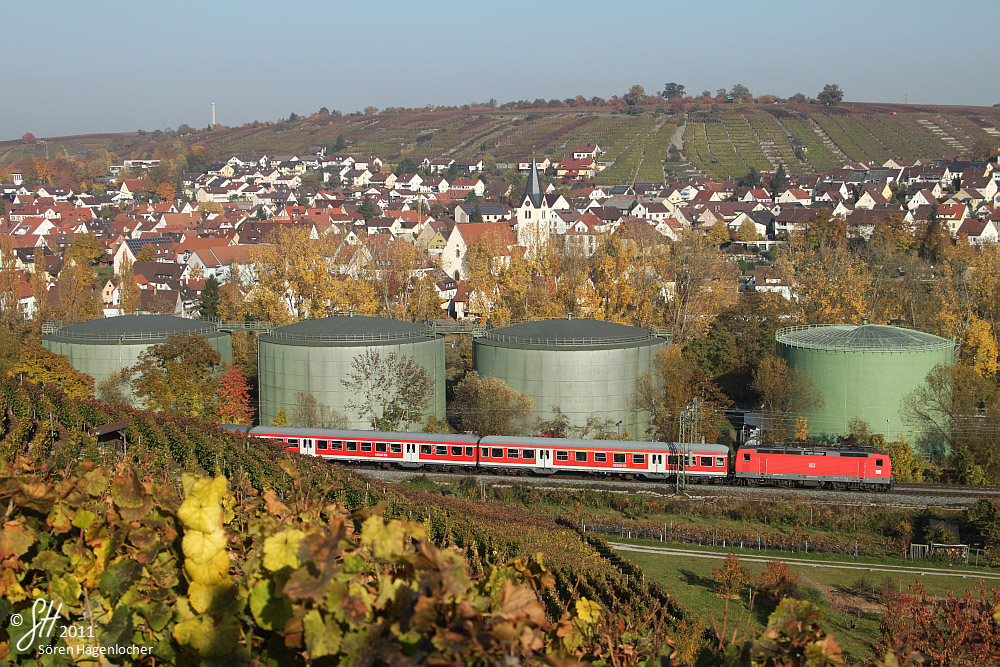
[607,542,1000,580]
[351,467,988,509]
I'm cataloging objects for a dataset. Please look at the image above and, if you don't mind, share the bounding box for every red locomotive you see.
[735,442,892,491]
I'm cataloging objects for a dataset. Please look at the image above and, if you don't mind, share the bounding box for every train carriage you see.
[735,444,892,490]
[224,426,480,469]
[479,436,730,481]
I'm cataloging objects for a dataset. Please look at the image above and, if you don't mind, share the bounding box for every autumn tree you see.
[880,583,1000,665]
[0,237,19,326]
[755,559,799,611]
[216,364,254,424]
[705,221,731,247]
[450,371,533,436]
[902,364,1000,482]
[465,228,530,324]
[95,370,133,406]
[753,356,824,442]
[587,235,666,326]
[135,244,158,262]
[249,225,343,322]
[712,553,750,600]
[128,332,223,417]
[66,233,107,268]
[341,349,433,430]
[736,219,760,243]
[21,132,36,144]
[156,182,175,202]
[118,256,140,315]
[633,344,731,441]
[663,235,738,342]
[290,392,349,429]
[5,340,95,401]
[52,262,101,324]
[270,408,289,427]
[886,436,924,482]
[623,84,647,106]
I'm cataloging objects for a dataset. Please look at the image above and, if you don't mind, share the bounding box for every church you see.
[514,160,568,253]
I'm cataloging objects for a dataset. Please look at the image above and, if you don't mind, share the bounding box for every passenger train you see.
[223,425,894,491]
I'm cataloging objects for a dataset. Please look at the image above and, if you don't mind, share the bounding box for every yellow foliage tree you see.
[962,316,998,378]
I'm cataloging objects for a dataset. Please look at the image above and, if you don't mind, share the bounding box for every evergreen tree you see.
[199,275,220,320]
[744,166,761,187]
[334,134,347,151]
[358,197,379,222]
[470,204,484,223]
[770,163,788,194]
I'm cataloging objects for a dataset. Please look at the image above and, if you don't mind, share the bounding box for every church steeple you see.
[520,158,543,208]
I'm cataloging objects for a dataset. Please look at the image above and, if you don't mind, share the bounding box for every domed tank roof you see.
[480,318,664,350]
[45,315,221,343]
[776,324,953,352]
[261,316,436,346]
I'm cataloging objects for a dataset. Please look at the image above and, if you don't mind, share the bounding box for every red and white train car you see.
[735,444,892,490]
[228,426,480,469]
[479,436,730,481]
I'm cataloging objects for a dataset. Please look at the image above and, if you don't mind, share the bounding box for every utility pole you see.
[676,397,700,494]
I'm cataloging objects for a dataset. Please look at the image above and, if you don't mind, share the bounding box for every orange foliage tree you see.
[215,363,254,424]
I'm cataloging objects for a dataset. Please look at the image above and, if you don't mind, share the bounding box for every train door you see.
[403,443,419,465]
[301,439,314,456]
[650,453,666,474]
[538,449,554,472]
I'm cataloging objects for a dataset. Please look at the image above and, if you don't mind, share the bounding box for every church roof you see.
[520,160,544,208]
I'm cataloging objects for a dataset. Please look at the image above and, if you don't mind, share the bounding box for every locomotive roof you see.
[739,444,888,456]
[481,435,730,454]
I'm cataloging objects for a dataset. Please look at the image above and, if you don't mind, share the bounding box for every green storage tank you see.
[257,316,445,431]
[473,318,669,439]
[42,315,232,387]
[775,324,955,450]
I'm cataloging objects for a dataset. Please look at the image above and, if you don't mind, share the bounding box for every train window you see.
[613,453,626,464]
[633,454,646,464]
[522,449,535,459]
[360,443,372,452]
[390,443,402,454]
[875,458,883,467]
[451,446,463,456]
[556,451,569,461]
[481,447,489,457]
[667,454,678,465]
[375,442,387,453]
[420,444,432,455]
[575,451,588,462]
[594,452,607,463]
[435,446,447,456]
[492,448,503,458]
[317,440,328,449]
[287,439,299,446]
[507,449,519,459]
[465,447,474,457]
[331,441,343,450]
[715,457,726,467]
[742,452,750,462]
[346,441,357,451]
[700,456,712,467]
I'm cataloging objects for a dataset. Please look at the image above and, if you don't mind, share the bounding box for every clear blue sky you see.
[3,0,997,140]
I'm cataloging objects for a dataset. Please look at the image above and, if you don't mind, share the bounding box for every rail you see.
[45,325,221,341]
[261,328,434,343]
[483,331,659,346]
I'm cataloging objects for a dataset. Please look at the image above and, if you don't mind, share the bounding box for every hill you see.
[4,102,1000,182]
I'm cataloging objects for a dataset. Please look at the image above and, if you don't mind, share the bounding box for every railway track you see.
[348,465,992,509]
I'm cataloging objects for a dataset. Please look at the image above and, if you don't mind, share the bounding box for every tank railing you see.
[483,332,656,346]
[775,324,955,352]
[48,327,221,341]
[263,329,433,342]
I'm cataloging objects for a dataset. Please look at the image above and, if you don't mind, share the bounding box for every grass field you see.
[620,538,995,665]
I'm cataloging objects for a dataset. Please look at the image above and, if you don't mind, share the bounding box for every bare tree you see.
[752,356,823,442]
[449,371,533,436]
[291,392,349,429]
[342,349,433,430]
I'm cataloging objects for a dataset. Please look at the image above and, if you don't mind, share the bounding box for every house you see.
[113,237,174,273]
[394,173,423,192]
[748,265,793,300]
[571,144,602,160]
[454,204,510,223]
[957,218,999,245]
[440,221,514,281]
[449,178,486,197]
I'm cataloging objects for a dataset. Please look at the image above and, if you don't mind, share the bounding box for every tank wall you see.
[473,340,667,439]
[258,338,446,431]
[778,344,954,451]
[42,333,232,392]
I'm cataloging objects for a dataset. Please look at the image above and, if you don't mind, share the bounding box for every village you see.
[1,140,999,325]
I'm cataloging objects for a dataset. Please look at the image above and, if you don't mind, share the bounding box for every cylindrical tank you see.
[42,315,232,386]
[257,316,445,431]
[473,318,669,438]
[776,324,955,450]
